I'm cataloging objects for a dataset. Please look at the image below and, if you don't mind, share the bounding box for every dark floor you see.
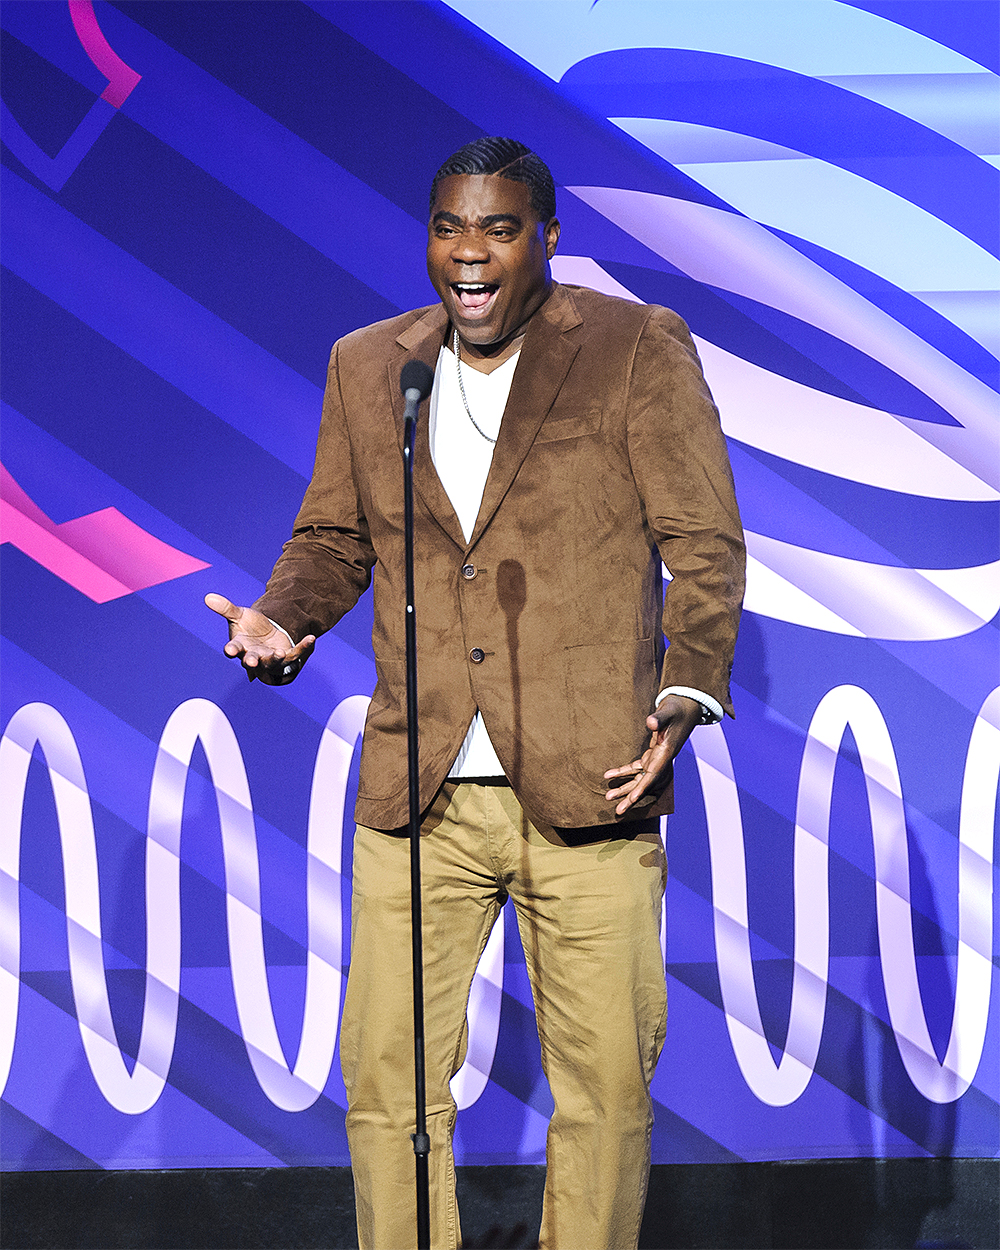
[1,1159,997,1249]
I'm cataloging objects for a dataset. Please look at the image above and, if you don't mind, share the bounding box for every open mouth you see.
[452,283,498,313]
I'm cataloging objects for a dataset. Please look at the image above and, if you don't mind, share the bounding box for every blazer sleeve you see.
[626,307,745,717]
[254,338,377,642]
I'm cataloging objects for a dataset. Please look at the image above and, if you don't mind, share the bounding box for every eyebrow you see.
[432,211,524,229]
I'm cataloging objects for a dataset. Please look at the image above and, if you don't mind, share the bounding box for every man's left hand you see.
[603,694,703,817]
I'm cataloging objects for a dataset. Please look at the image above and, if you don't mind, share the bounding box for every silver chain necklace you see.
[453,328,497,445]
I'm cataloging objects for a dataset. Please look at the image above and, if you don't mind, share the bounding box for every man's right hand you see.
[205,593,315,684]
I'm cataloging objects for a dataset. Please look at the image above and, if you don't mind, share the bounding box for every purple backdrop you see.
[2,0,997,1170]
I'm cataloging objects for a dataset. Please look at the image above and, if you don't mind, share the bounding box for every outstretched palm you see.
[205,593,315,684]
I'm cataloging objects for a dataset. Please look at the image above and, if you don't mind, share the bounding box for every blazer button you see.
[469,647,485,664]
[461,564,477,580]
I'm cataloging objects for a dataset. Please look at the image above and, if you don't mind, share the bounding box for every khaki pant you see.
[340,782,668,1250]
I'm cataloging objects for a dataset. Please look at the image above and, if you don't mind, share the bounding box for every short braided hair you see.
[430,137,557,223]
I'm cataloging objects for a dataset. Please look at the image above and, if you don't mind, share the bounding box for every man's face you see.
[427,174,560,355]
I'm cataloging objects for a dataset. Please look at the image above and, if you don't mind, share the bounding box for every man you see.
[208,137,744,1249]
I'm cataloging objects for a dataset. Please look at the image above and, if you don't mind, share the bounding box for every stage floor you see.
[2,1159,997,1248]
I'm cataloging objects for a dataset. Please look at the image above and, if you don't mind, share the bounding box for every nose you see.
[451,228,490,266]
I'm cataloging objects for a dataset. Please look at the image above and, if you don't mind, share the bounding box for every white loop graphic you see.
[877,686,997,1102]
[450,908,505,1110]
[3,696,367,1114]
[1,702,175,1113]
[693,720,828,1106]
[150,697,365,1112]
[5,688,991,1114]
[693,686,996,1106]
[299,695,368,1100]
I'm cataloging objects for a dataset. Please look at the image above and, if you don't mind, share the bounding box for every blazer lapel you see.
[388,306,466,551]
[386,286,584,554]
[469,285,583,549]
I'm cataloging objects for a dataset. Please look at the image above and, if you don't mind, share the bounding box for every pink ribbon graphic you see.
[2,2,142,190]
[68,0,142,108]
[1,466,209,603]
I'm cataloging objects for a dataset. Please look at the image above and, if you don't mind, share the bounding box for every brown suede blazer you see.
[256,284,745,830]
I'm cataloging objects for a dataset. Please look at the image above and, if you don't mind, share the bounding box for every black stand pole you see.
[400,362,433,1250]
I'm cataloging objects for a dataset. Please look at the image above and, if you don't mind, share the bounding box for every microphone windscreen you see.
[400,359,434,401]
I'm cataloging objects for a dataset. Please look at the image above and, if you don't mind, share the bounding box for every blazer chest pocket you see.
[534,404,603,443]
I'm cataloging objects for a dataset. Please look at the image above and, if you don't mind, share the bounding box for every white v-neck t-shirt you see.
[430,343,517,777]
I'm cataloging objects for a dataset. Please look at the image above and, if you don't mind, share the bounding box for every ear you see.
[544,218,561,260]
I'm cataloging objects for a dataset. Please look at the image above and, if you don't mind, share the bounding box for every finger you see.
[255,656,300,685]
[285,635,316,662]
[256,640,306,670]
[606,786,648,809]
[617,793,649,815]
[223,634,270,660]
[603,759,645,780]
[228,628,295,663]
[609,755,668,812]
[615,771,659,814]
[205,592,242,622]
[255,636,316,685]
[605,768,649,802]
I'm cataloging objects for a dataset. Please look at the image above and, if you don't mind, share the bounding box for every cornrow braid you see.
[430,137,557,223]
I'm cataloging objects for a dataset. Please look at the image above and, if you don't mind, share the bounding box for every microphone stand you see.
[400,362,433,1250]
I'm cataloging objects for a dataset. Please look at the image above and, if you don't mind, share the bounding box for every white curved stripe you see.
[552,255,995,501]
[913,291,1000,359]
[2,695,421,1115]
[669,159,998,294]
[550,255,644,305]
[615,74,1000,162]
[747,532,999,640]
[611,118,810,165]
[2,696,503,1114]
[818,74,1000,157]
[4,689,992,1113]
[564,187,998,489]
[153,698,363,1112]
[825,687,995,1103]
[659,816,668,964]
[743,549,863,636]
[947,689,1000,1098]
[693,687,996,1107]
[301,696,368,1092]
[444,0,984,80]
[450,909,505,1110]
[2,703,175,1113]
[694,337,997,502]
[693,722,828,1106]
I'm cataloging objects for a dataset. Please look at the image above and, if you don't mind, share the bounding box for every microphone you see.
[401,360,434,423]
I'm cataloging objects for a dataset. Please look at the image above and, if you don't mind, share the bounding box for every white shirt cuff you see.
[267,618,295,648]
[655,686,724,724]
